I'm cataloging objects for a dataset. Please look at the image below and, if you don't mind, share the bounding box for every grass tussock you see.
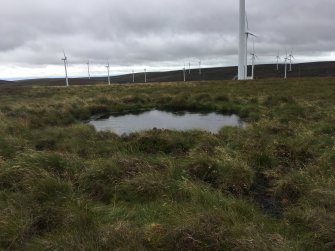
[0,78,334,250]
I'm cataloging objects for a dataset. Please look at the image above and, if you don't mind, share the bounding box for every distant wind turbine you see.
[276,51,281,71]
[132,69,135,83]
[245,15,256,79]
[183,64,186,82]
[288,51,294,72]
[144,68,147,83]
[250,39,257,80]
[61,51,69,87]
[106,62,111,85]
[284,52,289,79]
[199,60,202,75]
[87,60,91,79]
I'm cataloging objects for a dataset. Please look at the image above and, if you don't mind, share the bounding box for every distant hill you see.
[0,80,13,85]
[12,61,335,86]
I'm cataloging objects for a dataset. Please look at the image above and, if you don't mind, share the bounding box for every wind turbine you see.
[288,51,294,72]
[245,15,256,79]
[87,60,91,79]
[284,53,289,79]
[276,51,281,71]
[238,0,246,80]
[144,68,147,83]
[132,69,135,83]
[61,51,69,86]
[106,62,111,85]
[250,39,257,80]
[238,0,256,80]
[188,61,191,74]
[183,64,186,82]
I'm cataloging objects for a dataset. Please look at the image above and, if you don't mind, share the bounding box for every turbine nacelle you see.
[250,53,258,59]
[62,51,68,61]
[288,51,295,59]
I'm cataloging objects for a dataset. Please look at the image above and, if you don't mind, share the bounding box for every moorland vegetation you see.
[0,78,334,250]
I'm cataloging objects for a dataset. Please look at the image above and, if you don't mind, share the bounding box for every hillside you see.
[0,80,12,85]
[0,78,334,250]
[13,61,335,86]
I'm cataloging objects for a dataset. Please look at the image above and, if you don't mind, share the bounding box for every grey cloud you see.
[0,0,334,74]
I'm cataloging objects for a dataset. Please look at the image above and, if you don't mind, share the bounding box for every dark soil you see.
[250,173,283,217]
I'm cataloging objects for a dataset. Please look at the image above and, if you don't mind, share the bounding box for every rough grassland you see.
[0,78,334,250]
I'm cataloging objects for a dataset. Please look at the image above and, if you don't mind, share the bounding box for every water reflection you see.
[89,110,244,135]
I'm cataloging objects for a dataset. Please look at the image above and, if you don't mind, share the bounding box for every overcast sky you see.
[0,0,334,80]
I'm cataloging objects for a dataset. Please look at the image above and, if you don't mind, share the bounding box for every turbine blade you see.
[252,38,255,53]
[246,32,257,37]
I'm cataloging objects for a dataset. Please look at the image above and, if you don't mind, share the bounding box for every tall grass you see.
[0,78,334,250]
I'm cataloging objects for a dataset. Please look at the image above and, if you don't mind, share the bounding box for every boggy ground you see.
[0,78,334,250]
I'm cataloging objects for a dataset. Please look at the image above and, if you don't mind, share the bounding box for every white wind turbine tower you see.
[61,51,69,87]
[183,64,186,82]
[288,51,294,72]
[87,60,91,79]
[238,0,256,80]
[238,0,246,80]
[144,68,147,83]
[106,62,111,85]
[132,69,135,83]
[276,51,281,71]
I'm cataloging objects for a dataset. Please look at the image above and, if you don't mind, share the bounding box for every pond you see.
[89,110,244,135]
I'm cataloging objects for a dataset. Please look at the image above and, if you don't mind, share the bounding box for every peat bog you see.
[0,78,335,250]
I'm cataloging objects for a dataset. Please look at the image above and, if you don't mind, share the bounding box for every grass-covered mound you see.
[0,78,334,250]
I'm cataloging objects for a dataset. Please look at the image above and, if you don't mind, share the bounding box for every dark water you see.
[89,110,244,135]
